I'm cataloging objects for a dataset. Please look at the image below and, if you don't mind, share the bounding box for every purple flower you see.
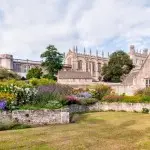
[77,92,92,98]
[0,101,7,110]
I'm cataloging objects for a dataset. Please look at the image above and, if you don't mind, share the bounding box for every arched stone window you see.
[86,62,88,72]
[78,60,82,70]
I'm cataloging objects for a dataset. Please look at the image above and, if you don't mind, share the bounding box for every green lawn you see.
[0,112,150,150]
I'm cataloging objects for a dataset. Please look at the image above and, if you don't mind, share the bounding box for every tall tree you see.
[40,45,63,80]
[102,51,134,82]
[26,67,43,79]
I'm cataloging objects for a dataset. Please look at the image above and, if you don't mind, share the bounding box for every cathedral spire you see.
[90,49,92,55]
[76,45,78,53]
[73,46,76,52]
[102,51,104,58]
[84,47,86,55]
[96,50,98,57]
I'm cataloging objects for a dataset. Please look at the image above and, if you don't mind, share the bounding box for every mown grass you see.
[0,112,150,150]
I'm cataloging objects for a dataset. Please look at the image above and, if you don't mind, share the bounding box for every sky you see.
[0,0,150,60]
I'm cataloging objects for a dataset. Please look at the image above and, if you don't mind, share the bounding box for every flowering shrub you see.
[0,83,37,109]
[80,98,98,105]
[90,84,112,100]
[0,101,6,110]
[77,92,92,99]
[65,95,80,105]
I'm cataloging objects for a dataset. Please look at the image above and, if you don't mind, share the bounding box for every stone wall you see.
[69,102,150,113]
[0,108,69,125]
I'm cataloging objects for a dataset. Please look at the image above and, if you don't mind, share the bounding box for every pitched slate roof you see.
[58,71,92,79]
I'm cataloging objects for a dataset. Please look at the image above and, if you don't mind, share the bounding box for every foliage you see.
[102,95,124,102]
[134,88,144,96]
[141,95,150,103]
[0,68,21,80]
[29,78,56,87]
[76,92,92,99]
[0,92,16,101]
[37,84,73,96]
[26,67,43,79]
[0,83,37,110]
[80,98,98,105]
[41,45,64,80]
[65,96,80,105]
[34,92,65,108]
[142,108,149,114]
[102,51,134,82]
[72,88,86,94]
[90,84,112,100]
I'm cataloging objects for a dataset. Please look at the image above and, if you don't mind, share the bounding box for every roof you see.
[58,71,92,79]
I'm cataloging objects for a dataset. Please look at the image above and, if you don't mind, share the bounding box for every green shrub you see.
[90,84,112,100]
[134,89,144,96]
[141,95,150,103]
[29,78,56,86]
[142,108,149,114]
[122,96,142,103]
[102,95,124,102]
[80,98,98,105]
[33,92,65,109]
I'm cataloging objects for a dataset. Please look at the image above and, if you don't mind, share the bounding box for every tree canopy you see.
[26,67,43,79]
[102,51,134,82]
[40,45,63,80]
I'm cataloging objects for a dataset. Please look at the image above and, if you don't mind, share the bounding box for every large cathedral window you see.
[86,62,88,72]
[78,60,82,70]
[92,62,95,72]
[98,63,101,72]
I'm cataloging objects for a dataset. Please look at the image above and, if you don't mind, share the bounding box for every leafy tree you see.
[41,45,63,80]
[26,67,43,79]
[102,51,134,82]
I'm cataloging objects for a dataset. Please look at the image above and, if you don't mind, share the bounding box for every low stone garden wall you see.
[1,102,150,125]
[0,108,69,125]
[69,102,150,113]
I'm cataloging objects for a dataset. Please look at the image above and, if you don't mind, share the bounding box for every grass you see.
[0,112,150,150]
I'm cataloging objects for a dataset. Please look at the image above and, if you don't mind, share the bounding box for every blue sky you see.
[0,0,150,60]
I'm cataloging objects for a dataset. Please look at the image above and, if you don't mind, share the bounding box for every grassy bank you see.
[0,112,150,150]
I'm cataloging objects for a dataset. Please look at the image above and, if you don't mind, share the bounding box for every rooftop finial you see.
[90,49,92,55]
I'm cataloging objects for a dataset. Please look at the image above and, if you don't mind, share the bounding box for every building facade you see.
[64,45,149,81]
[0,45,149,81]
[0,54,41,77]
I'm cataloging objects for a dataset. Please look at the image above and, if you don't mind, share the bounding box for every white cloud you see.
[0,0,150,59]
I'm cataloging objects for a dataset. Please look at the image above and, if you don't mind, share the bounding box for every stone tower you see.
[0,54,13,70]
